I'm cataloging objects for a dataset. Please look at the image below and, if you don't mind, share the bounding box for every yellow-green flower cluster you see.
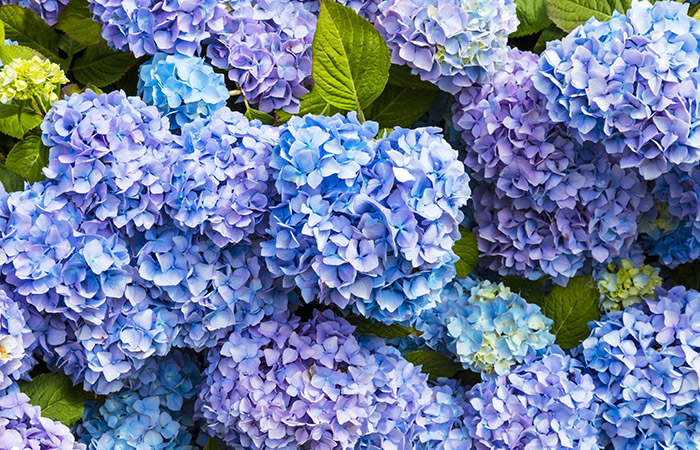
[0,56,68,104]
[597,259,662,312]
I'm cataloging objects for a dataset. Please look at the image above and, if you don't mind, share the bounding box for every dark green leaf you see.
[203,438,221,450]
[546,0,631,33]
[275,89,345,123]
[670,259,700,293]
[5,135,47,183]
[513,0,552,37]
[18,372,93,426]
[0,5,61,62]
[533,25,567,54]
[244,106,274,125]
[56,0,104,46]
[386,64,439,91]
[0,164,24,192]
[453,228,478,278]
[0,102,42,139]
[404,350,462,381]
[345,314,418,339]
[72,43,137,87]
[364,84,438,128]
[312,0,390,111]
[58,34,86,59]
[499,275,548,305]
[541,275,600,349]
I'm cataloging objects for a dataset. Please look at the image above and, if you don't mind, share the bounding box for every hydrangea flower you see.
[138,53,229,129]
[299,0,382,22]
[596,259,661,312]
[205,0,316,113]
[0,55,68,104]
[415,378,472,450]
[374,0,518,93]
[197,309,433,450]
[0,289,34,390]
[581,286,700,449]
[41,89,175,236]
[77,350,200,450]
[166,108,277,246]
[0,385,86,450]
[88,0,227,57]
[466,347,600,450]
[534,0,700,180]
[0,0,70,26]
[262,113,470,324]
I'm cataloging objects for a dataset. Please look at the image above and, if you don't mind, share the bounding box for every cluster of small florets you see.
[581,286,700,449]
[0,55,68,103]
[0,289,34,390]
[263,113,470,324]
[596,259,661,312]
[0,0,69,25]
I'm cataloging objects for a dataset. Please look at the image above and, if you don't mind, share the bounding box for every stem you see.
[229,89,241,97]
[33,95,47,117]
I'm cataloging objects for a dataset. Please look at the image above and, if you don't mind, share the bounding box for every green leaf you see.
[58,34,86,59]
[0,16,5,42]
[512,0,552,37]
[499,275,548,305]
[203,438,221,450]
[364,84,438,128]
[18,372,93,426]
[0,102,42,139]
[275,89,344,124]
[386,64,439,91]
[453,228,478,278]
[533,24,567,54]
[404,350,462,381]
[312,0,390,112]
[72,43,137,87]
[345,314,419,339]
[545,0,631,33]
[0,164,24,192]
[0,44,44,64]
[5,135,47,183]
[541,275,600,349]
[244,106,274,125]
[56,0,104,46]
[670,259,700,293]
[0,5,61,62]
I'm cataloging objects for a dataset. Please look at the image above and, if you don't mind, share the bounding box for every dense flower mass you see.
[263,113,470,324]
[534,0,700,180]
[0,385,86,450]
[0,55,68,103]
[581,286,700,449]
[596,259,661,312]
[138,53,229,129]
[374,0,518,93]
[0,289,34,390]
[0,0,69,26]
[88,0,227,57]
[466,347,600,450]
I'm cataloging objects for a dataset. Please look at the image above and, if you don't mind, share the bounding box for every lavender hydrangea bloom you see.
[0,385,86,450]
[166,108,277,246]
[0,0,69,25]
[534,0,700,180]
[197,310,434,450]
[466,347,600,450]
[138,53,229,130]
[77,350,200,450]
[206,0,316,113]
[88,0,227,57]
[374,0,518,93]
[581,286,700,449]
[41,89,175,236]
[299,0,382,22]
[415,378,472,450]
[0,290,35,390]
[263,113,470,324]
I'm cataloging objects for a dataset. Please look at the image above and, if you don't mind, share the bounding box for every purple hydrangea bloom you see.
[88,0,227,57]
[466,347,600,450]
[0,385,86,450]
[534,0,700,180]
[197,309,434,450]
[138,53,229,130]
[206,0,316,113]
[41,89,175,236]
[374,0,518,93]
[166,108,277,247]
[299,0,382,22]
[0,0,69,25]
[77,350,200,450]
[262,113,470,324]
[581,286,700,449]
[0,289,35,390]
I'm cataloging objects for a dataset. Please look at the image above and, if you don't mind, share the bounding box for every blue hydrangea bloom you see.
[414,378,472,450]
[138,53,229,130]
[0,0,68,25]
[88,0,227,57]
[374,0,518,93]
[262,113,470,324]
[466,347,600,450]
[197,309,434,450]
[166,108,277,246]
[581,286,700,449]
[41,89,175,236]
[534,0,700,180]
[0,289,35,390]
[77,350,200,450]
[0,384,86,450]
[206,0,316,113]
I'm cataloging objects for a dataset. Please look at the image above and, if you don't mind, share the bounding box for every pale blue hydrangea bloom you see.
[0,289,35,390]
